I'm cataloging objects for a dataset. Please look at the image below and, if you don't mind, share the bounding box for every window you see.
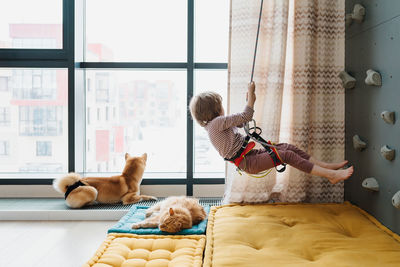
[12,69,57,100]
[0,0,68,177]
[0,0,228,196]
[36,141,52,156]
[86,70,186,173]
[0,107,10,126]
[0,68,68,174]
[97,108,101,121]
[87,107,91,125]
[19,106,63,136]
[0,141,9,156]
[83,0,229,194]
[105,107,109,121]
[195,0,229,62]
[194,70,228,177]
[0,0,63,49]
[95,73,110,102]
[0,77,9,91]
[32,70,42,90]
[86,0,187,62]
[87,78,91,92]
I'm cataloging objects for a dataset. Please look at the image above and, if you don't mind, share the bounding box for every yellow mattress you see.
[204,202,400,267]
[84,233,205,267]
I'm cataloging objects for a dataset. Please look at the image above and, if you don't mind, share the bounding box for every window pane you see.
[195,0,229,62]
[0,68,68,174]
[194,70,227,177]
[86,0,187,62]
[85,70,187,174]
[0,0,62,49]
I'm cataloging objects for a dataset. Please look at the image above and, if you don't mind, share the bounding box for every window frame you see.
[0,0,227,196]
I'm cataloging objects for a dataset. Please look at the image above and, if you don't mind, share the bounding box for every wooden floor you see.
[0,221,115,267]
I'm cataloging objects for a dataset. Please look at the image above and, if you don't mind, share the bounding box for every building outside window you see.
[0,107,10,126]
[0,141,9,156]
[19,106,63,136]
[0,67,67,173]
[12,69,57,100]
[36,141,52,156]
[95,73,110,103]
[0,77,8,91]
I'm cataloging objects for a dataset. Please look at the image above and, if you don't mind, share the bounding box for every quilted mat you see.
[84,233,205,267]
[203,202,400,267]
[108,205,210,235]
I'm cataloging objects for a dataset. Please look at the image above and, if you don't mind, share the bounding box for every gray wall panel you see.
[345,1,400,234]
[346,0,400,39]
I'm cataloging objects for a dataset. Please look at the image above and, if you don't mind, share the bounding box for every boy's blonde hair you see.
[189,91,223,127]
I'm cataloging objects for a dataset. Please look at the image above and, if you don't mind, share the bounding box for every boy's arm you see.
[213,105,254,131]
[215,82,256,130]
[246,82,256,109]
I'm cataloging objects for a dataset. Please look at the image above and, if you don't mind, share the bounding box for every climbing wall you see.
[345,0,400,234]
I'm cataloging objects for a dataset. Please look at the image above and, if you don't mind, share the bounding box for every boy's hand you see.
[247,82,256,107]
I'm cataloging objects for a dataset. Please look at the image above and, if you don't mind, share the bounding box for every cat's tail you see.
[53,172,82,194]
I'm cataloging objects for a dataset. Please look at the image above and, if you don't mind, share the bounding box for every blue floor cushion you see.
[108,205,210,235]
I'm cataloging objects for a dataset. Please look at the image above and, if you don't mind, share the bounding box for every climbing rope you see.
[250,0,264,83]
[245,0,275,149]
[235,0,287,177]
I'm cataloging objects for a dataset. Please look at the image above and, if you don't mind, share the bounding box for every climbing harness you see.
[224,136,255,167]
[244,119,286,173]
[226,0,286,177]
[225,120,286,177]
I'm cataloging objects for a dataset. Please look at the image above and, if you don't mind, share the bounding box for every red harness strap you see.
[267,141,283,166]
[232,141,256,167]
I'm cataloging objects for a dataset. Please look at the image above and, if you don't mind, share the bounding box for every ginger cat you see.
[131,196,207,233]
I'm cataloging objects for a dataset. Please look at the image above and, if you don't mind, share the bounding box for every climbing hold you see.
[353,135,367,151]
[380,111,395,125]
[352,4,365,23]
[380,145,395,161]
[362,178,379,192]
[392,191,400,209]
[365,69,382,86]
[338,71,356,89]
[345,14,353,27]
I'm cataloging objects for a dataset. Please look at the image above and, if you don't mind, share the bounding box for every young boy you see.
[189,82,353,184]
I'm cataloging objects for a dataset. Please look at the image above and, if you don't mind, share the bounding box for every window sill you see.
[0,197,223,220]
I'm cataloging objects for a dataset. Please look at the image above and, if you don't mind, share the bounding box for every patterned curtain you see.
[224,0,345,203]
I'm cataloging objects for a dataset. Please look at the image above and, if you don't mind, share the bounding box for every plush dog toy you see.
[53,153,156,208]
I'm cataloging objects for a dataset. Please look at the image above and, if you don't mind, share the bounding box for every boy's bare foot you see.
[327,166,354,184]
[325,160,349,170]
[310,157,349,170]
